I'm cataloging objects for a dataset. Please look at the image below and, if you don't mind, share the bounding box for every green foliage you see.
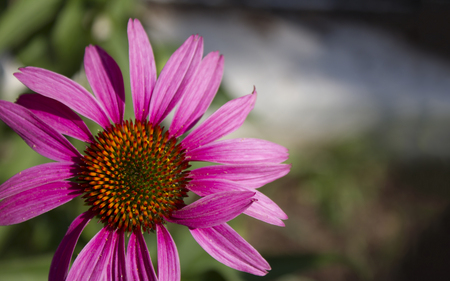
[0,0,62,52]
[296,138,388,227]
[0,255,52,281]
[0,0,135,78]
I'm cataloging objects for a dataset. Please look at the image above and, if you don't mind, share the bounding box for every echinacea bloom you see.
[0,18,290,280]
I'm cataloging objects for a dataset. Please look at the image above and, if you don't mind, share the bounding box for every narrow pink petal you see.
[181,89,257,151]
[169,52,224,138]
[66,227,115,281]
[85,45,125,124]
[186,138,289,165]
[0,162,76,200]
[0,101,81,162]
[128,18,156,121]
[187,179,287,226]
[243,206,285,227]
[49,211,94,281]
[156,224,180,281]
[90,230,117,280]
[190,223,270,276]
[149,35,203,125]
[14,67,111,128]
[245,192,288,221]
[168,191,256,228]
[126,230,158,281]
[0,181,82,225]
[189,164,291,188]
[16,93,94,143]
[109,230,127,281]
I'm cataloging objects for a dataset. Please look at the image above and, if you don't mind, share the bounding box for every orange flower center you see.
[78,119,190,232]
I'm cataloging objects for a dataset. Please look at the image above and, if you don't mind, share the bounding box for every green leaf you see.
[50,0,89,75]
[16,35,53,70]
[0,0,62,51]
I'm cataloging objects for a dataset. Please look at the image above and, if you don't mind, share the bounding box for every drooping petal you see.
[187,179,287,226]
[169,51,224,138]
[126,230,158,281]
[168,191,256,229]
[190,223,270,276]
[0,101,81,162]
[186,138,289,165]
[149,35,203,125]
[49,211,94,281]
[243,204,286,227]
[16,94,94,143]
[66,227,115,281]
[189,164,291,189]
[84,45,125,124]
[0,181,82,225]
[108,230,128,281]
[181,89,257,151]
[0,162,76,200]
[14,67,111,128]
[128,18,156,122]
[157,224,180,281]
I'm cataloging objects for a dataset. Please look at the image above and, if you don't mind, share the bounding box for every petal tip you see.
[128,18,143,32]
[252,86,257,94]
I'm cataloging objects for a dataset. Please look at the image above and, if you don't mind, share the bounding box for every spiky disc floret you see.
[78,119,190,232]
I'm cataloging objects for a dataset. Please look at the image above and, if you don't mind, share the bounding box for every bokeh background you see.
[1,0,450,280]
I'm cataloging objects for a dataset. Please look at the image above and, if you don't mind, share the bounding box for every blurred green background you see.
[1,0,450,280]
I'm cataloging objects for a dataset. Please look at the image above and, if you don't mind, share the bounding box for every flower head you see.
[0,19,290,280]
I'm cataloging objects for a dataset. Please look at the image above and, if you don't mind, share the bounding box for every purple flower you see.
[0,18,290,280]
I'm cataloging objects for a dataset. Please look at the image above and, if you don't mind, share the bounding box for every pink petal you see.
[49,211,94,281]
[84,45,125,124]
[108,230,128,281]
[128,18,156,122]
[169,52,224,138]
[243,205,285,227]
[66,227,115,281]
[187,179,287,226]
[126,230,158,281]
[16,93,94,143]
[0,181,82,225]
[149,35,203,125]
[181,89,257,151]
[14,67,111,128]
[0,100,81,162]
[156,224,180,281]
[168,191,256,228]
[0,162,76,200]
[186,138,289,165]
[190,223,270,276]
[189,164,291,188]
